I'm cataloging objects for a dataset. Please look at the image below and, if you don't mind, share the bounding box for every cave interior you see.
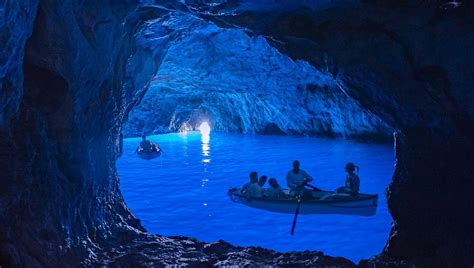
[0,0,473,267]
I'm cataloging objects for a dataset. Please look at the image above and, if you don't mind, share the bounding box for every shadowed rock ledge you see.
[99,235,356,267]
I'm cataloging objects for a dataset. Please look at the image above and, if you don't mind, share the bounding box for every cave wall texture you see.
[0,0,473,267]
[0,0,149,265]
[123,12,393,140]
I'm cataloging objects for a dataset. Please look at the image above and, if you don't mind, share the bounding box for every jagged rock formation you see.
[0,0,473,267]
[123,12,393,141]
[100,236,356,267]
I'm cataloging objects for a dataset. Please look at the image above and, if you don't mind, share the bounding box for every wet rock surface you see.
[0,0,473,267]
[0,1,39,126]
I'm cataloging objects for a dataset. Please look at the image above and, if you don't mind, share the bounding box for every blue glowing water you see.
[117,132,394,262]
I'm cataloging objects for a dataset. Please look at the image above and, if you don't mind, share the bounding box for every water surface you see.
[117,132,394,262]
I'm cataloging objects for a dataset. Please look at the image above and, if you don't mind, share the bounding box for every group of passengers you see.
[241,172,285,198]
[240,160,360,199]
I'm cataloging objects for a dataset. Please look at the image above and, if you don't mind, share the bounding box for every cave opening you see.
[116,12,397,263]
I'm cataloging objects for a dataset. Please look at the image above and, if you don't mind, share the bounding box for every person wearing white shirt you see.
[246,183,262,197]
[241,171,262,197]
[286,160,313,197]
[264,178,284,199]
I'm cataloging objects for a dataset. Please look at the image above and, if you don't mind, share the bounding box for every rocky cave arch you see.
[122,10,393,141]
[0,1,473,267]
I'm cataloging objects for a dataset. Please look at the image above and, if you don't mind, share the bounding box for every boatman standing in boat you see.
[286,160,313,198]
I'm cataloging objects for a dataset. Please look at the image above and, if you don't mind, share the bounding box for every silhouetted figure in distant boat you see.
[264,178,284,199]
[140,135,153,152]
[337,162,360,196]
[242,171,262,197]
[286,160,313,198]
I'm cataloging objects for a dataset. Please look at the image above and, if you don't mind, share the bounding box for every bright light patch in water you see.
[199,122,211,135]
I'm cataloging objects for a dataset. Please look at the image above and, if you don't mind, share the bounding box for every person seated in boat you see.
[286,160,314,198]
[139,135,153,152]
[336,162,360,196]
[241,171,262,197]
[258,175,267,187]
[242,171,257,192]
[264,178,284,199]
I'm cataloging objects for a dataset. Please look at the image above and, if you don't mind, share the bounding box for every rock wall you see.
[0,1,162,265]
[123,12,393,141]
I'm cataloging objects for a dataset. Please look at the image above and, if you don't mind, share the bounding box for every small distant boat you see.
[228,188,378,216]
[136,144,162,160]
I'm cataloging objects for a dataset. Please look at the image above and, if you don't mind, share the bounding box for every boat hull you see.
[228,189,378,216]
[137,151,161,160]
[136,146,162,160]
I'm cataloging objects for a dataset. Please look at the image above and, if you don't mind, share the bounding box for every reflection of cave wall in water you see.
[0,0,473,267]
[124,14,393,141]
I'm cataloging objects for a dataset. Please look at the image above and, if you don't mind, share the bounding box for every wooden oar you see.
[290,196,302,235]
[305,183,322,192]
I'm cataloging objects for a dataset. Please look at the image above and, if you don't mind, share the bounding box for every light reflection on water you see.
[117,132,394,262]
[201,132,210,186]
